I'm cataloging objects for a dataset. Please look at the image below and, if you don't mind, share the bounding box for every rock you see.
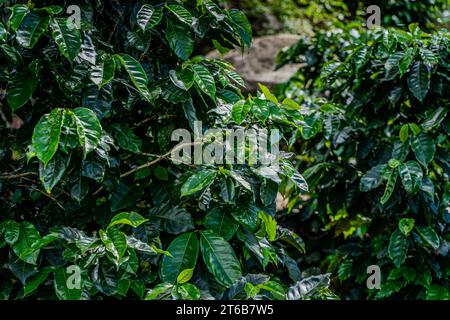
[207,34,302,92]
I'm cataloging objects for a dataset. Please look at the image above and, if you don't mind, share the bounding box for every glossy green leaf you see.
[16,14,50,48]
[231,100,251,125]
[200,230,242,287]
[137,5,162,31]
[161,232,199,284]
[53,267,82,300]
[111,123,142,154]
[32,108,65,167]
[380,169,398,205]
[204,208,239,241]
[49,17,81,62]
[415,226,440,250]
[407,62,430,102]
[70,108,103,159]
[4,221,20,245]
[398,161,423,194]
[8,4,29,31]
[7,68,39,111]
[166,20,193,61]
[39,153,70,193]
[411,133,436,168]
[388,230,408,267]
[193,64,216,99]
[116,54,151,101]
[181,169,217,197]
[166,4,193,26]
[13,222,41,265]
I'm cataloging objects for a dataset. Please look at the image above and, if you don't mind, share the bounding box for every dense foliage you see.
[277,24,450,299]
[0,0,337,300]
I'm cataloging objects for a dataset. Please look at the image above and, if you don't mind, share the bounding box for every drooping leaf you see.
[137,5,162,31]
[116,54,151,101]
[70,108,103,159]
[7,68,39,111]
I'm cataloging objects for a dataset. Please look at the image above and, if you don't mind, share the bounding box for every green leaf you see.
[231,100,251,125]
[111,123,142,154]
[39,153,70,193]
[287,274,331,300]
[150,204,194,234]
[176,283,200,300]
[13,222,41,265]
[407,62,430,102]
[110,182,144,212]
[181,169,217,197]
[421,107,447,131]
[16,13,50,48]
[360,165,387,192]
[398,218,415,236]
[200,230,242,287]
[91,56,115,88]
[411,133,436,168]
[398,161,423,194]
[108,212,148,229]
[70,108,103,159]
[380,169,398,205]
[426,284,449,300]
[32,108,65,167]
[160,232,199,284]
[116,54,151,101]
[399,47,415,76]
[144,283,173,300]
[193,64,216,100]
[177,268,194,284]
[53,268,82,300]
[415,226,440,250]
[169,69,194,90]
[388,230,408,267]
[166,20,194,61]
[166,4,193,25]
[8,4,29,32]
[137,5,162,31]
[105,228,128,261]
[4,220,20,245]
[49,17,81,62]
[258,83,278,104]
[23,268,52,297]
[204,208,239,241]
[7,68,39,111]
[0,22,8,42]
[228,9,252,47]
[399,124,409,143]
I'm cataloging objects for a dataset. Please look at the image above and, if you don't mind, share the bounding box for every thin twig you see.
[0,172,38,180]
[17,184,65,211]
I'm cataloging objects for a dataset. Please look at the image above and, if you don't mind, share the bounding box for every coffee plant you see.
[278,25,450,299]
[0,0,341,300]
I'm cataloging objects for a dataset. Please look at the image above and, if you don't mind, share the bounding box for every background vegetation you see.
[0,0,449,300]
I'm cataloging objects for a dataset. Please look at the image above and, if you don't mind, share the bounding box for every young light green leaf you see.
[398,218,415,237]
[108,212,148,229]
